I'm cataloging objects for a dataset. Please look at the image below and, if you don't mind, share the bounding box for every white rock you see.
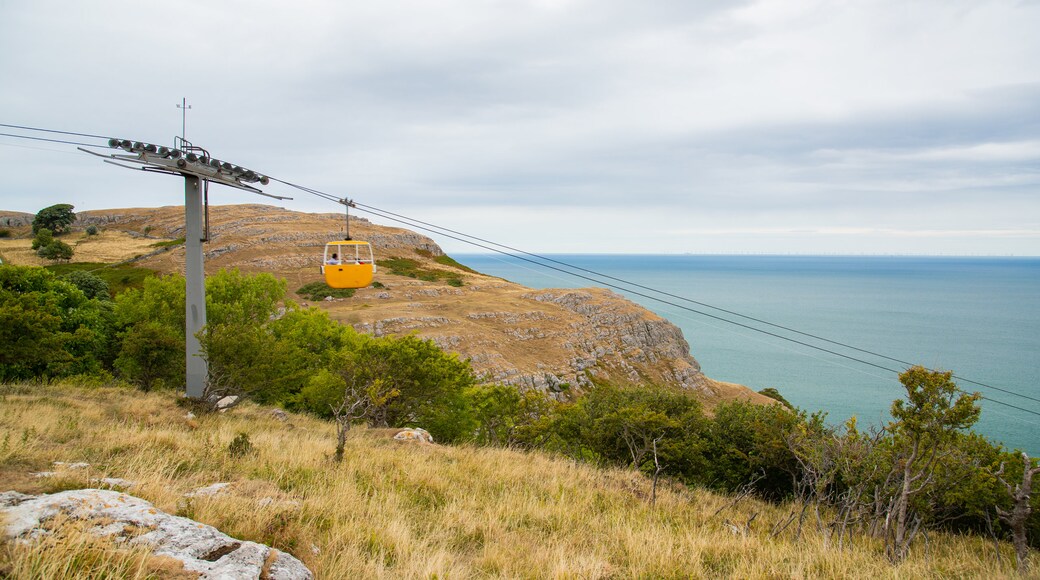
[215,396,239,411]
[0,489,312,579]
[393,428,434,443]
[30,472,55,478]
[185,482,231,498]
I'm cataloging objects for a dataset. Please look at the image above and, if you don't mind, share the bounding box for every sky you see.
[1,0,1038,255]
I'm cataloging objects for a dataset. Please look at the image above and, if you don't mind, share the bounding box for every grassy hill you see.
[0,384,1018,578]
[0,203,774,407]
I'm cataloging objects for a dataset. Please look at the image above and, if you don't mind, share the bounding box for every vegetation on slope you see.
[44,263,155,297]
[0,385,1025,578]
[2,260,1039,574]
[377,249,467,286]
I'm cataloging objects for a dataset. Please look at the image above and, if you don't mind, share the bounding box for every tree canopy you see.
[0,265,113,381]
[32,204,76,235]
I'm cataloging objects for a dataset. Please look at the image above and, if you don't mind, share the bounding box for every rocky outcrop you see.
[0,489,312,579]
[0,211,33,228]
[522,289,706,392]
[347,284,709,396]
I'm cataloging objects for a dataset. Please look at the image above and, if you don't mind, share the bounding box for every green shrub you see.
[295,333,479,443]
[758,387,793,409]
[296,281,355,301]
[228,432,255,458]
[113,321,183,390]
[434,253,478,273]
[46,263,155,295]
[37,240,73,261]
[554,383,708,477]
[378,256,422,278]
[0,229,10,238]
[85,225,98,236]
[0,265,114,381]
[114,269,287,392]
[701,401,812,498]
[31,228,53,250]
[378,256,468,285]
[151,237,185,248]
[467,384,559,448]
[62,270,111,300]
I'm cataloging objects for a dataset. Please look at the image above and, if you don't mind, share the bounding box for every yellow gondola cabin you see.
[322,240,376,289]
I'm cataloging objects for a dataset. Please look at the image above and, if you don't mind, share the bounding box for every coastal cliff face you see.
[350,283,707,395]
[11,204,768,404]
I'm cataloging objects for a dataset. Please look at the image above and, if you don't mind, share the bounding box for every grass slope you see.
[0,385,1020,578]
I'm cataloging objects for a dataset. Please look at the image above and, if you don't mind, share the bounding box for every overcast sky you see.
[1,0,1038,255]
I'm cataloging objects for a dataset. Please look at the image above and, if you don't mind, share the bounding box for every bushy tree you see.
[31,228,53,250]
[62,270,110,300]
[467,384,560,448]
[353,335,478,442]
[114,269,287,391]
[294,331,478,443]
[882,367,981,562]
[205,268,286,327]
[32,227,74,261]
[995,452,1040,573]
[206,307,362,405]
[114,274,185,333]
[113,321,183,391]
[37,239,73,261]
[547,383,707,479]
[702,400,813,499]
[0,265,113,381]
[300,368,369,462]
[32,203,76,235]
[113,275,185,388]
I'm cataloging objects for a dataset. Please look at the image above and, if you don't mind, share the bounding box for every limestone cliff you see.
[7,204,770,405]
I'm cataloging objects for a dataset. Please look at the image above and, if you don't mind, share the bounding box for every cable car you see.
[322,240,376,289]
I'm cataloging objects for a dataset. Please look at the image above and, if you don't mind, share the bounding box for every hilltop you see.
[0,204,768,407]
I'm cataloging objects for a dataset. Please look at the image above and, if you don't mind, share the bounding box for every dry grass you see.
[0,384,1024,578]
[0,230,164,267]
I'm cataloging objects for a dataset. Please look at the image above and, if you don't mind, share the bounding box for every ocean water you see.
[455,254,1040,455]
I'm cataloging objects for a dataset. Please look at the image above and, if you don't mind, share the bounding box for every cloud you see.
[0,0,1038,254]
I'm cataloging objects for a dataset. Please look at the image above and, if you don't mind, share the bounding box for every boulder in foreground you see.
[1,489,312,579]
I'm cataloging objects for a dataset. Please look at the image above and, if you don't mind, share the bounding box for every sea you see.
[455,254,1040,455]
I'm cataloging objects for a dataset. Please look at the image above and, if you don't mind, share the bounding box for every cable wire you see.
[350,202,1040,406]
[353,203,1040,418]
[0,122,111,140]
[271,178,1040,418]
[0,132,109,149]
[6,123,1036,418]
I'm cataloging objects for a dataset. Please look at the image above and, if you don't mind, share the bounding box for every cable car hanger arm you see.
[78,146,293,199]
